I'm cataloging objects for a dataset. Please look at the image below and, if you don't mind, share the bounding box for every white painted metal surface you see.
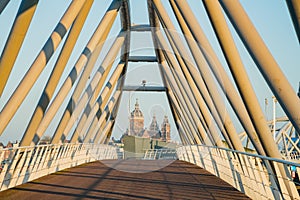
[0,143,118,191]
[177,145,300,200]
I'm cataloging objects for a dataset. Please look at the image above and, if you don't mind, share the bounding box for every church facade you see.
[125,99,171,142]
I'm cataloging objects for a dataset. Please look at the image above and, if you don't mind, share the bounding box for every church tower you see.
[161,115,171,142]
[148,115,161,138]
[129,99,144,136]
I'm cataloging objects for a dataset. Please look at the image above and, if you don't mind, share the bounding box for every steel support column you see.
[107,0,131,144]
[160,59,213,146]
[201,0,268,158]
[147,0,189,145]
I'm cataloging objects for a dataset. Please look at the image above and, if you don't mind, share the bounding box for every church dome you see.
[131,99,143,118]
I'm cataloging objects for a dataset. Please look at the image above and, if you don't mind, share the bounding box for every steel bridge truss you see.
[0,0,300,199]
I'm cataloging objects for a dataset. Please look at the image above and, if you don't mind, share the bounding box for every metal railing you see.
[0,143,118,191]
[143,149,177,160]
[281,150,300,161]
[177,145,300,200]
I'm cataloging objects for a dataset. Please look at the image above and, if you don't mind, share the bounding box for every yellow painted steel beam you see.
[219,0,300,134]
[152,3,227,147]
[286,0,300,43]
[147,0,189,145]
[51,32,126,144]
[167,89,204,145]
[34,0,122,144]
[77,62,124,142]
[85,91,121,143]
[100,120,114,144]
[201,0,268,156]
[170,0,264,152]
[1,0,86,140]
[21,0,94,146]
[67,34,126,143]
[160,58,212,146]
[0,0,39,96]
[56,30,111,142]
[162,0,244,151]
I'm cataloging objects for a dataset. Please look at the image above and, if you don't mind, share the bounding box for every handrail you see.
[0,143,118,192]
[191,144,300,167]
[177,145,300,200]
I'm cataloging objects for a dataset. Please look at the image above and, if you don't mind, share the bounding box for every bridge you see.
[0,0,299,199]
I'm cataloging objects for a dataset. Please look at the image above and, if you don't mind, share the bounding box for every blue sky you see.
[0,0,299,144]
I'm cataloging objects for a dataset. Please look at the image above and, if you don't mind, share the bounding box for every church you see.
[124,99,171,142]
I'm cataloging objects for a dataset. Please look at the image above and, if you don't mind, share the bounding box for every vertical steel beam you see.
[155,37,204,144]
[219,0,300,134]
[98,120,114,144]
[160,39,219,146]
[286,0,300,43]
[1,0,86,138]
[147,0,188,145]
[200,1,286,196]
[0,0,39,96]
[157,26,235,148]
[21,0,94,146]
[93,120,107,144]
[167,0,238,149]
[108,0,131,143]
[164,0,244,151]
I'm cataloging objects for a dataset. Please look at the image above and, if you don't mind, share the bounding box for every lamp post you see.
[272,96,277,140]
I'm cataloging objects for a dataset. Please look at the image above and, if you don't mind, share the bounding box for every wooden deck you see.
[0,160,250,199]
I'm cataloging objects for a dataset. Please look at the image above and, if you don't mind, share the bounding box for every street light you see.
[272,96,277,140]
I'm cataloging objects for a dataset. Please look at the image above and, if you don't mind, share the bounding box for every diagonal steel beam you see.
[0,0,39,96]
[21,0,94,146]
[34,0,122,144]
[286,0,300,43]
[51,32,126,144]
[87,91,121,143]
[219,0,300,135]
[1,0,86,139]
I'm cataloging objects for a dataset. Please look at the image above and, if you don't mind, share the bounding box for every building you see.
[161,115,171,142]
[129,99,144,136]
[126,99,171,142]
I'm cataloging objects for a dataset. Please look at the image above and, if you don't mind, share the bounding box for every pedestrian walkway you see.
[0,160,250,199]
